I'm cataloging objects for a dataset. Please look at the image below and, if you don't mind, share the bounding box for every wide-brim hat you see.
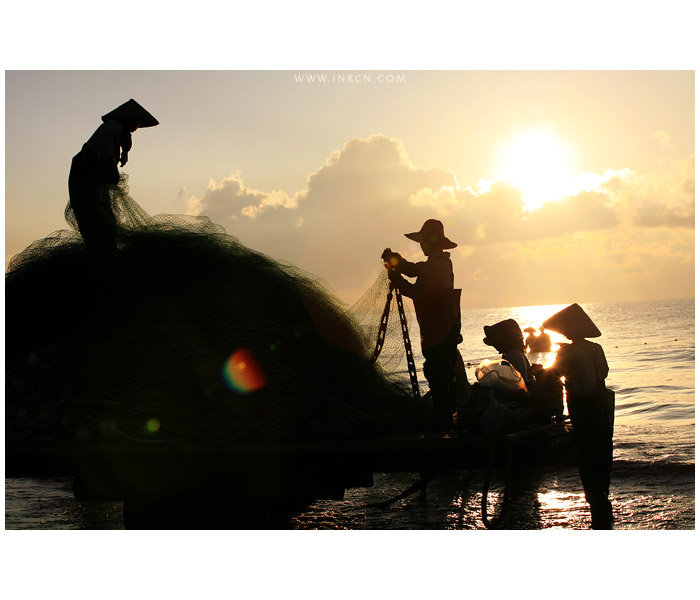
[483,318,523,350]
[102,99,159,128]
[523,327,536,334]
[542,303,601,339]
[405,219,457,249]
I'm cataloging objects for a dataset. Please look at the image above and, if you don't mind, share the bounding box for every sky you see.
[4,70,695,308]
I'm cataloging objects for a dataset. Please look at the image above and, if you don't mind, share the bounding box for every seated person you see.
[483,318,531,381]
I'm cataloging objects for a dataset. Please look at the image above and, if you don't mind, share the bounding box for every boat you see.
[6,420,576,528]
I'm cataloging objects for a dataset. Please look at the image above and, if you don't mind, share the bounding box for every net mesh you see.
[350,268,414,377]
[6,176,427,448]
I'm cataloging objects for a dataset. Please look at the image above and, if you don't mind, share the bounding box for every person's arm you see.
[390,256,450,299]
[119,130,133,167]
[596,344,609,380]
[388,268,418,298]
[549,344,570,378]
[397,256,422,278]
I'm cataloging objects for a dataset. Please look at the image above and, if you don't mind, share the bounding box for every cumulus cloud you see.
[182,133,694,306]
[187,175,299,224]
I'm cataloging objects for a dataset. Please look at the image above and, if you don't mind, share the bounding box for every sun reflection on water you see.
[508,303,569,368]
[537,489,589,528]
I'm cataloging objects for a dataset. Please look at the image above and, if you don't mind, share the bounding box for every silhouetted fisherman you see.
[384,219,462,430]
[67,99,158,269]
[536,326,552,352]
[544,303,614,529]
[525,326,553,353]
[524,327,538,352]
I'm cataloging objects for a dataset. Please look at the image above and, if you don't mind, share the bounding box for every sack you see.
[474,359,528,393]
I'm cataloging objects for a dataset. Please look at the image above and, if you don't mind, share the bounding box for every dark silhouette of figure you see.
[385,219,462,430]
[544,303,614,529]
[483,318,531,382]
[536,326,552,352]
[528,363,565,422]
[67,99,158,269]
[524,327,538,353]
[525,326,553,353]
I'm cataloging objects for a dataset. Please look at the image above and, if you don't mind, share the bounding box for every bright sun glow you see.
[496,130,576,211]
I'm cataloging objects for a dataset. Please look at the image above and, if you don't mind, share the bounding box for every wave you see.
[615,404,695,421]
[612,459,695,482]
[614,384,691,395]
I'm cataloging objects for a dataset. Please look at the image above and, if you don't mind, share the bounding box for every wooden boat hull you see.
[6,422,576,527]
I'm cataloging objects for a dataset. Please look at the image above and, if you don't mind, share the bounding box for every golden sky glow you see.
[4,71,695,309]
[495,129,576,211]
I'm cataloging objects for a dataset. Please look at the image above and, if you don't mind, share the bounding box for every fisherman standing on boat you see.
[383,219,462,430]
[66,99,159,270]
[544,304,614,529]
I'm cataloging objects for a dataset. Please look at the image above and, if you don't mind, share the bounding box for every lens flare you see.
[222,348,266,394]
[146,418,160,433]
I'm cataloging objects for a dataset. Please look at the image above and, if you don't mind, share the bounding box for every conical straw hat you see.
[101,99,159,127]
[542,303,601,339]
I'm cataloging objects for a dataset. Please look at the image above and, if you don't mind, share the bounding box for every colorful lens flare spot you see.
[222,349,266,394]
[146,418,161,433]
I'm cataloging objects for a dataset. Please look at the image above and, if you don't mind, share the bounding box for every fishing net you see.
[6,176,428,450]
[350,268,415,378]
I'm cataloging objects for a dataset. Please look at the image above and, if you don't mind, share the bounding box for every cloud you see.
[187,175,298,223]
[186,135,458,296]
[406,178,620,246]
[627,154,695,228]
[651,130,673,149]
[182,133,694,306]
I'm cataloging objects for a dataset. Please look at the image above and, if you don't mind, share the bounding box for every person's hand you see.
[387,267,402,284]
[381,248,403,268]
[119,154,129,167]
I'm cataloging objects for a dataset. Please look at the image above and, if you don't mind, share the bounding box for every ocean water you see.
[5,298,695,530]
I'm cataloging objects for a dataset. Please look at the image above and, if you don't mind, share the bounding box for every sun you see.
[495,129,576,211]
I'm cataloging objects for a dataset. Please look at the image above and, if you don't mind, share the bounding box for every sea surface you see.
[5,298,695,530]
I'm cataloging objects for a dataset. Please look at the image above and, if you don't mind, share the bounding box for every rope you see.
[395,287,420,402]
[480,431,514,529]
[369,282,420,401]
[364,279,426,506]
[370,289,393,364]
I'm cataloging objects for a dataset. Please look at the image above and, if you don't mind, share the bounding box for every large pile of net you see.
[6,177,427,449]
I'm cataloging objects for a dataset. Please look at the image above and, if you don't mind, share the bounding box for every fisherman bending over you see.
[67,99,158,270]
[383,219,462,430]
